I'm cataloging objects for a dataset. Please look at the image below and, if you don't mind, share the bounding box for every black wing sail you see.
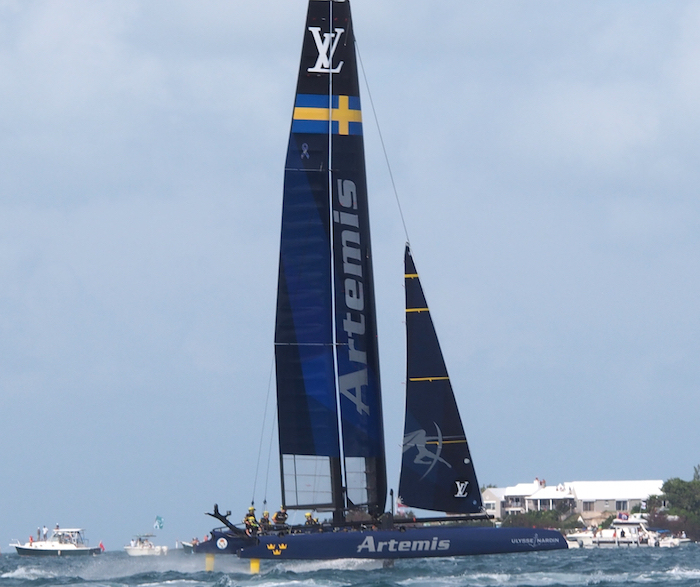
[276,0,386,519]
[275,0,342,512]
[398,245,482,514]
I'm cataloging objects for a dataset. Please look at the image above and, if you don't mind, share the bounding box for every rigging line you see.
[356,39,410,245]
[251,354,276,506]
[263,404,278,507]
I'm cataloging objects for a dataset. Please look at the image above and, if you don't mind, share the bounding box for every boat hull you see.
[192,530,253,555]
[124,545,168,556]
[14,545,101,556]
[236,526,568,560]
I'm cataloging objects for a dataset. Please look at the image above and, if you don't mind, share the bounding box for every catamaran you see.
[198,0,568,561]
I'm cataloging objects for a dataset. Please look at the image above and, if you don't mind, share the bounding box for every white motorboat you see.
[124,534,168,556]
[566,514,670,548]
[11,528,102,556]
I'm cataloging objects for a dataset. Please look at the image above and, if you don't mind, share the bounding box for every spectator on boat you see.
[43,526,48,541]
[37,528,41,542]
[244,507,259,536]
[259,511,272,532]
[273,505,288,526]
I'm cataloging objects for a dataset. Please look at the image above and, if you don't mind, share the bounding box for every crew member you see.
[259,511,272,532]
[272,505,288,526]
[304,512,319,527]
[243,506,259,536]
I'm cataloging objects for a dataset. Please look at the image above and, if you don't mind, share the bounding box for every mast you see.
[275,0,386,522]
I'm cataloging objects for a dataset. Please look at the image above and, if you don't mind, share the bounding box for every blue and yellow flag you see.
[292,94,362,136]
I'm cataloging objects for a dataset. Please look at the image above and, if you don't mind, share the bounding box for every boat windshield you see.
[52,530,84,545]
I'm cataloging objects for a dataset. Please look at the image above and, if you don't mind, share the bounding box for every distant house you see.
[503,481,541,515]
[481,479,663,523]
[526,483,576,515]
[567,480,663,524]
[482,487,506,520]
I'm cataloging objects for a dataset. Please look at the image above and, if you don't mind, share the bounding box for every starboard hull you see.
[236,526,567,560]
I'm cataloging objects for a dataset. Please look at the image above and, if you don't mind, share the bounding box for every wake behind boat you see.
[11,528,102,556]
[200,0,567,562]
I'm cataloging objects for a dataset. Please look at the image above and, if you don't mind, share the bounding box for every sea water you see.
[2,545,700,587]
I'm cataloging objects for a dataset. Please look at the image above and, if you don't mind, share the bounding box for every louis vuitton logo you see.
[454,480,469,498]
[308,27,345,73]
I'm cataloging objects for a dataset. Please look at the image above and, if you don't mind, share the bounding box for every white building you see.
[482,487,507,520]
[526,483,576,514]
[487,479,663,523]
[567,480,663,524]
[503,480,541,515]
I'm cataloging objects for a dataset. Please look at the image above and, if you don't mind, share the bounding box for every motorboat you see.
[11,528,102,556]
[566,514,669,548]
[124,534,168,556]
[178,540,198,553]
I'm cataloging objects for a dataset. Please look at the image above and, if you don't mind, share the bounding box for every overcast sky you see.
[2,0,699,550]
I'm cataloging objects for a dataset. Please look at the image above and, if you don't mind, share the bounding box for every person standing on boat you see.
[272,505,288,526]
[42,526,48,541]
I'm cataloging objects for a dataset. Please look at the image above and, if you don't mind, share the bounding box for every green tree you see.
[663,477,700,512]
[657,472,700,539]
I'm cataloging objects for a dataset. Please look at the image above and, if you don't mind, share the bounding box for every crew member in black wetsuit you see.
[272,505,288,526]
[243,507,259,536]
[259,511,272,533]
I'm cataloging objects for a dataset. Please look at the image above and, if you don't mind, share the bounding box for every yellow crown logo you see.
[266,543,288,556]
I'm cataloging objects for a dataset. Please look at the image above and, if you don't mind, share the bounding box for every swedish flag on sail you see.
[292,94,362,136]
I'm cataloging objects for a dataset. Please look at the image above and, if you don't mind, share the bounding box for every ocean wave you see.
[0,546,699,587]
[0,567,57,581]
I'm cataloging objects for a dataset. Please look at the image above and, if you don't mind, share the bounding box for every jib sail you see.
[398,245,482,514]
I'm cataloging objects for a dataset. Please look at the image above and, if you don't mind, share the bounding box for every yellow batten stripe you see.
[405,273,419,278]
[408,376,449,382]
[427,439,467,445]
[406,308,429,313]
